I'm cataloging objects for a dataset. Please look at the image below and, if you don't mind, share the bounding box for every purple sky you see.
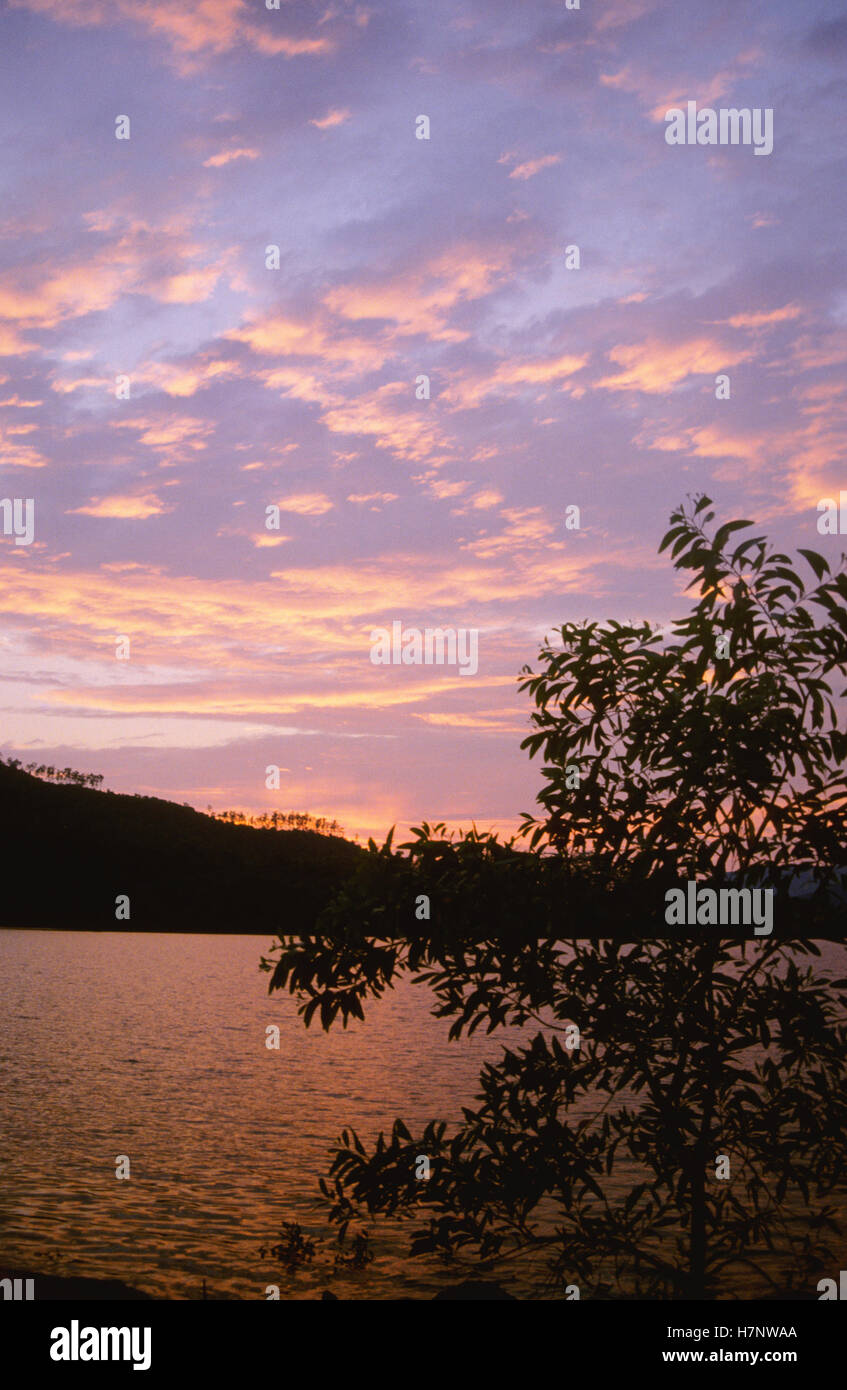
[0,0,845,841]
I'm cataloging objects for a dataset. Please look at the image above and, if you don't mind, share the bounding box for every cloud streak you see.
[0,0,845,837]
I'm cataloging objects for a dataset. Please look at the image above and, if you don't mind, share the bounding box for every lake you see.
[0,931,844,1300]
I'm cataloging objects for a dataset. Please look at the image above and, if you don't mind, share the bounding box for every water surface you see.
[1,931,843,1300]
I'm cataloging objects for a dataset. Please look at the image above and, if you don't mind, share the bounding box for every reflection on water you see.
[0,931,844,1300]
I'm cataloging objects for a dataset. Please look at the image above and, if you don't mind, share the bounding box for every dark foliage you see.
[262,500,847,1298]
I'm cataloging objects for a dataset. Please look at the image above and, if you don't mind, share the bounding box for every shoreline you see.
[0,1267,153,1300]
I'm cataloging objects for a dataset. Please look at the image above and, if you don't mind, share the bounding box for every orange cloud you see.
[600,47,762,122]
[597,337,752,393]
[444,351,587,409]
[0,421,48,468]
[202,147,260,168]
[463,506,558,559]
[229,312,388,374]
[277,493,334,516]
[261,365,338,407]
[0,225,232,333]
[0,529,628,744]
[798,380,847,410]
[0,259,128,330]
[153,265,225,304]
[640,424,763,466]
[321,383,452,461]
[508,154,561,181]
[143,358,241,398]
[240,336,453,461]
[324,244,511,341]
[113,415,213,457]
[310,108,351,129]
[0,325,35,355]
[10,0,334,73]
[41,675,515,719]
[68,493,168,519]
[719,304,802,330]
[245,29,333,61]
[427,478,470,500]
[646,71,735,122]
[50,374,110,395]
[780,332,847,373]
[413,709,527,732]
[638,409,847,514]
[594,0,658,32]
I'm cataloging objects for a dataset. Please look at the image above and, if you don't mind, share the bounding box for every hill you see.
[0,761,363,932]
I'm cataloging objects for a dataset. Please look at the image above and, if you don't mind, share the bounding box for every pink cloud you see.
[719,304,803,330]
[310,109,351,129]
[68,493,169,519]
[324,244,512,341]
[0,421,48,468]
[508,154,561,181]
[202,147,260,168]
[597,337,752,393]
[10,0,334,73]
[277,493,334,517]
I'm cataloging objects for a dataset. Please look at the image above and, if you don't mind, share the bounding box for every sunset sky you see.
[0,0,845,841]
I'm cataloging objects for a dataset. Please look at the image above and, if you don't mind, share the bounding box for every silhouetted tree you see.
[208,806,346,838]
[4,757,105,790]
[263,500,847,1298]
[264,933,847,1298]
[519,494,847,898]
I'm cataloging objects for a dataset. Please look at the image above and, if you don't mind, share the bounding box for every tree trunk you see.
[689,1154,707,1298]
[687,943,718,1299]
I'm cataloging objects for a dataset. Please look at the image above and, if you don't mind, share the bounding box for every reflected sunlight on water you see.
[0,932,844,1300]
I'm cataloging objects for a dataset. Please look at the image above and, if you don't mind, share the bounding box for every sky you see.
[0,0,845,842]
